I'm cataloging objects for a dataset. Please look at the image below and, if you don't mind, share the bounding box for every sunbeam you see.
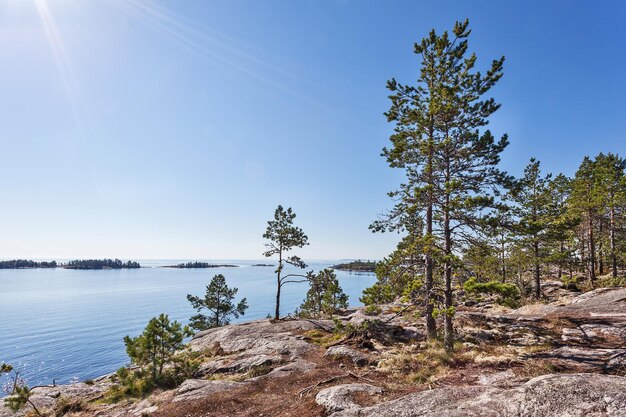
[33,0,88,133]
[113,0,364,123]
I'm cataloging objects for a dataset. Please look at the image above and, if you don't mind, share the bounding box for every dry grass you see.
[302,329,345,347]
[378,340,474,384]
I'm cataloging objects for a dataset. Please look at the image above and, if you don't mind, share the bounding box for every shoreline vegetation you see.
[330,260,377,272]
[0,259,141,270]
[64,259,141,270]
[0,260,58,269]
[162,262,239,269]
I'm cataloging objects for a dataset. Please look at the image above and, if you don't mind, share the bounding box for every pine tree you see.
[569,157,603,282]
[123,314,192,384]
[2,364,41,416]
[594,153,626,278]
[187,274,248,331]
[376,19,508,351]
[429,20,509,351]
[298,269,348,318]
[369,215,425,304]
[509,159,556,298]
[546,174,577,281]
[263,205,309,319]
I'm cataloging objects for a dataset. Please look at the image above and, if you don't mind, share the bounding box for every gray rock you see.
[331,374,626,417]
[325,345,371,366]
[534,346,626,372]
[315,383,383,413]
[0,381,111,416]
[174,379,247,402]
[247,360,316,381]
[198,354,282,376]
[477,369,517,386]
[190,319,330,360]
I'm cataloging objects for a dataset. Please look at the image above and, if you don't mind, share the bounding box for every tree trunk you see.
[610,206,618,278]
[443,219,453,352]
[557,241,564,280]
[424,135,436,339]
[443,162,453,353]
[598,219,604,275]
[500,237,506,283]
[587,212,596,282]
[275,280,281,320]
[533,239,541,299]
[275,252,282,320]
[580,232,586,275]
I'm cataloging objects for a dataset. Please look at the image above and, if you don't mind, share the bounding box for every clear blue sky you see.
[1,0,625,260]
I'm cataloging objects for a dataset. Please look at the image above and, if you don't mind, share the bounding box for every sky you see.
[0,0,625,260]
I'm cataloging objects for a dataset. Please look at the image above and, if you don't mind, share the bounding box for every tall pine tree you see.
[376,19,508,350]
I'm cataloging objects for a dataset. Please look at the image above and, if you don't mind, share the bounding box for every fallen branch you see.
[298,371,374,397]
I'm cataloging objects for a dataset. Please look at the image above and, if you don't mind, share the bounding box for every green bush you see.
[597,276,626,288]
[463,277,520,307]
[106,314,197,402]
[297,269,348,318]
[360,282,394,306]
[363,305,382,316]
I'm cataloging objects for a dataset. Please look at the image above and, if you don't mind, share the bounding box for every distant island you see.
[252,263,274,267]
[330,260,377,272]
[162,262,239,269]
[64,259,141,270]
[0,260,57,269]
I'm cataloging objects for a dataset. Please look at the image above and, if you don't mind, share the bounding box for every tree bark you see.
[500,236,506,283]
[443,214,453,351]
[275,250,282,319]
[443,156,453,353]
[424,133,437,339]
[557,241,564,280]
[587,211,596,282]
[533,239,541,299]
[610,206,618,278]
[598,219,604,275]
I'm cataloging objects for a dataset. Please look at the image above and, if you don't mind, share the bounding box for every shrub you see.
[463,277,520,306]
[360,282,394,306]
[54,397,85,416]
[363,305,382,316]
[106,314,197,402]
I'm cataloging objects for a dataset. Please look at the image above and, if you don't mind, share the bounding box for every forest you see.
[163,262,239,269]
[364,19,626,351]
[330,260,377,272]
[63,259,141,270]
[0,260,57,269]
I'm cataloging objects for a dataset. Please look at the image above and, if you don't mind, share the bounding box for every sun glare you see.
[32,0,87,132]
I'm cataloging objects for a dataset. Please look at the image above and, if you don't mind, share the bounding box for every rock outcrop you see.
[315,383,383,413]
[331,374,626,417]
[2,287,626,417]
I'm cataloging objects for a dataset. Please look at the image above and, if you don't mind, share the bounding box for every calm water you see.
[0,260,375,387]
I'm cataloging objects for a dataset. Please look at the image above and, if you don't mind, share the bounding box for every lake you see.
[0,260,376,388]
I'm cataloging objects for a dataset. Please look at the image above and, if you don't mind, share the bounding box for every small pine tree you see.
[298,269,348,318]
[263,205,310,319]
[187,274,248,331]
[123,314,192,386]
[2,364,42,416]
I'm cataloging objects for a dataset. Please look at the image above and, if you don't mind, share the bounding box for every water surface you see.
[0,260,375,387]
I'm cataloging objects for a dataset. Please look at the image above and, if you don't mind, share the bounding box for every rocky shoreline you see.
[2,283,625,416]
